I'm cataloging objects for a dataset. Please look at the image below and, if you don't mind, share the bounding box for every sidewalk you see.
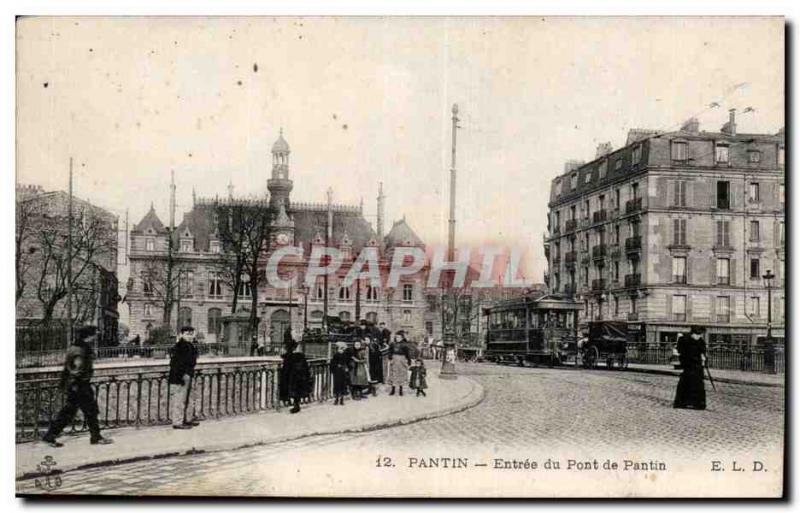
[16,374,484,480]
[626,362,784,388]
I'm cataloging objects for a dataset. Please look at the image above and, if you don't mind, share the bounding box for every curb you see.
[622,366,783,388]
[17,377,485,481]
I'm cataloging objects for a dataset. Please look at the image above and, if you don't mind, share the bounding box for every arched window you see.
[339,286,351,301]
[339,311,352,322]
[366,286,379,302]
[365,311,378,324]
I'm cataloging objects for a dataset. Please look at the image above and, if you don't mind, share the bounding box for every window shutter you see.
[672,219,679,245]
[686,255,692,284]
[686,294,693,320]
[729,259,736,287]
[666,294,673,317]
[711,295,716,320]
[672,181,678,206]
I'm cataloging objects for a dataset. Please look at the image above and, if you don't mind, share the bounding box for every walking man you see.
[43,326,113,447]
[673,325,708,410]
[170,326,199,429]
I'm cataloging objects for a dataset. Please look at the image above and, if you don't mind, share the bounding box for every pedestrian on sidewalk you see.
[349,340,370,400]
[387,331,411,396]
[42,326,113,447]
[279,339,313,414]
[410,358,428,397]
[330,342,349,405]
[169,326,199,429]
[673,325,707,410]
[368,336,385,384]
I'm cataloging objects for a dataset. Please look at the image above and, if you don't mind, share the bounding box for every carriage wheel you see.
[583,346,599,369]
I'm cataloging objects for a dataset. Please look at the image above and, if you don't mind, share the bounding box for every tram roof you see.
[487,293,582,313]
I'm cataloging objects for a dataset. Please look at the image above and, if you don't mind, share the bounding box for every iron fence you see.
[626,346,785,374]
[16,343,230,369]
[16,358,331,443]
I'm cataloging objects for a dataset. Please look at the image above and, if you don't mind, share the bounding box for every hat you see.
[690,325,706,335]
[180,325,195,334]
[396,330,405,336]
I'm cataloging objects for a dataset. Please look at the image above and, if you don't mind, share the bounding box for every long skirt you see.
[673,366,706,409]
[350,362,369,387]
[387,357,409,387]
[369,352,384,383]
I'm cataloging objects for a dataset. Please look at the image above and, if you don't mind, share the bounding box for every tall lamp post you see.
[440,103,460,379]
[762,269,775,344]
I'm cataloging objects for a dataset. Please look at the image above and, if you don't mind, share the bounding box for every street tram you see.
[484,294,581,366]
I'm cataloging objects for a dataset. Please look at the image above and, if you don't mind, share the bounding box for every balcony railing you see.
[592,244,607,260]
[591,279,607,291]
[565,219,578,232]
[625,236,642,253]
[624,273,641,288]
[625,197,643,214]
[592,210,608,224]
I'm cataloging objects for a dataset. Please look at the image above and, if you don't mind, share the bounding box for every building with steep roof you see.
[126,132,435,352]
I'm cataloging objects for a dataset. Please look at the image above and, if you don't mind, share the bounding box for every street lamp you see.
[762,269,775,344]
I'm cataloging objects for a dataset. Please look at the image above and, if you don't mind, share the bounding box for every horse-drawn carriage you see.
[580,321,629,370]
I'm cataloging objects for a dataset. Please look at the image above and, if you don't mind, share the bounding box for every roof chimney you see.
[721,109,736,136]
[680,117,700,134]
[595,142,613,158]
[564,160,584,173]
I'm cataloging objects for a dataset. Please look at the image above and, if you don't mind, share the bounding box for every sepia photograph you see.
[13,15,785,498]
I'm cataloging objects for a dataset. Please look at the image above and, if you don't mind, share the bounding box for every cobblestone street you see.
[18,363,784,497]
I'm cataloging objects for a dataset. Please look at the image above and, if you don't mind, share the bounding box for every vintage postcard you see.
[14,16,785,498]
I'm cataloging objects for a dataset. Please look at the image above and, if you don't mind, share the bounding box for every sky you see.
[16,16,785,290]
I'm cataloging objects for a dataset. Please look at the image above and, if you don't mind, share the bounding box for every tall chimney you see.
[722,109,737,136]
[376,182,385,242]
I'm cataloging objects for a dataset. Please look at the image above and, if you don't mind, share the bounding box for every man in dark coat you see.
[379,322,392,345]
[169,326,199,429]
[673,325,707,410]
[279,339,312,413]
[43,326,113,447]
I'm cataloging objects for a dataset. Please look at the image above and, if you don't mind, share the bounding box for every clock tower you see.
[271,200,295,247]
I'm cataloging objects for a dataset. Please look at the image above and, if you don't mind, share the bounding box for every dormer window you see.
[615,159,623,171]
[599,161,607,179]
[632,145,642,164]
[748,150,761,163]
[145,238,155,251]
[570,174,578,190]
[672,141,689,162]
[715,144,729,164]
[584,173,592,184]
[180,240,193,253]
[210,241,221,254]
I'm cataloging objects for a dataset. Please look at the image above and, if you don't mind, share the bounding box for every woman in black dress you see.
[673,326,707,410]
[279,339,312,414]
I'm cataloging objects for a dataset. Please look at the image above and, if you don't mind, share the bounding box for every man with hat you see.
[169,325,199,429]
[673,325,708,410]
[43,326,113,447]
[279,338,312,413]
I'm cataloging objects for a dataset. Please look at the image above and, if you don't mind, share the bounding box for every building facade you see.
[544,112,785,349]
[126,133,432,349]
[16,184,120,345]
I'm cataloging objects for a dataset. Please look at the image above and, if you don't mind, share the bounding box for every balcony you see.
[624,273,641,288]
[565,219,578,233]
[592,244,607,261]
[592,210,608,224]
[625,236,642,254]
[625,197,643,214]
[591,279,607,291]
[609,244,621,259]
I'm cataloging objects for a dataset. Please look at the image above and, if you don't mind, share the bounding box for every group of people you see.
[329,323,428,406]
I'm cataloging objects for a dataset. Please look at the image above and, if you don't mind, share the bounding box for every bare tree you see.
[138,256,186,327]
[212,198,273,335]
[31,203,116,326]
[16,196,44,304]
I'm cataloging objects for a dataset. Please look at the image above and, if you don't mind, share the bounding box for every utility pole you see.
[440,104,460,379]
[66,157,74,347]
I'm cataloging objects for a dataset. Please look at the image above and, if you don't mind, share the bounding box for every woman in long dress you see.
[349,340,370,400]
[673,326,707,410]
[387,332,411,396]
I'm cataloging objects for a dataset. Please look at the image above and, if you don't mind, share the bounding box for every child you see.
[330,342,349,405]
[409,358,428,397]
[350,340,370,399]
